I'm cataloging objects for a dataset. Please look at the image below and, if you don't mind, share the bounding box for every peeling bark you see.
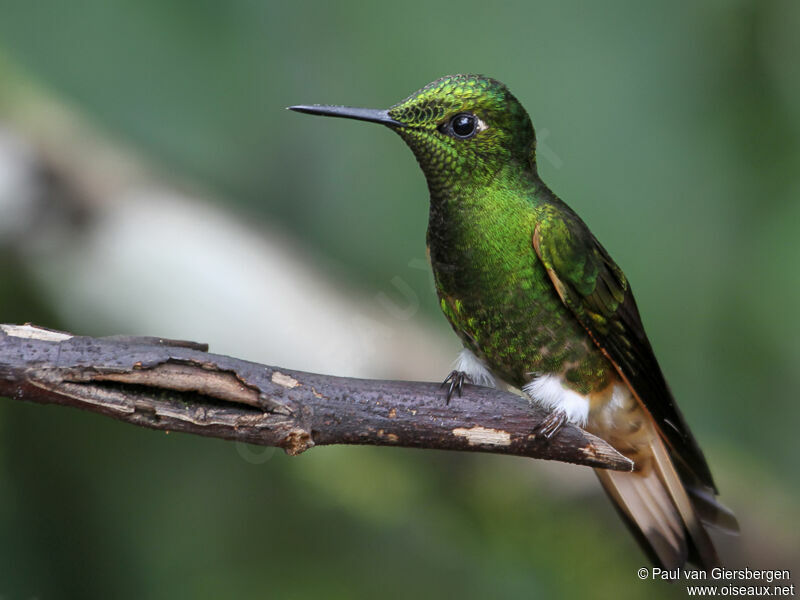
[0,324,632,471]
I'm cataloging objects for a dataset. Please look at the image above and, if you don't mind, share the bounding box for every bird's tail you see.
[594,421,738,569]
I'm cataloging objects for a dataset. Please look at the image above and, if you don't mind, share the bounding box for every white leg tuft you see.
[523,374,590,426]
[453,348,497,388]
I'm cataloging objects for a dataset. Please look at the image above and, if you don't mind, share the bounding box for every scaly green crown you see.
[387,74,537,195]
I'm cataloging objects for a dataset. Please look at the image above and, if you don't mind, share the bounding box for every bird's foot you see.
[440,370,469,405]
[534,410,568,440]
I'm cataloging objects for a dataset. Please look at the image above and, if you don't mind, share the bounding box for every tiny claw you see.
[534,410,568,440]
[441,370,469,405]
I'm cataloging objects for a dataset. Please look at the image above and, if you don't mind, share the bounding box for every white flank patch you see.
[593,382,633,429]
[453,347,496,388]
[523,373,590,426]
[610,383,630,410]
[452,426,511,446]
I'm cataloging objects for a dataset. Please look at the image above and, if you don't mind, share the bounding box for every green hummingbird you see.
[290,74,737,569]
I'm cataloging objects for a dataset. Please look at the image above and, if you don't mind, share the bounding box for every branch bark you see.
[0,324,632,471]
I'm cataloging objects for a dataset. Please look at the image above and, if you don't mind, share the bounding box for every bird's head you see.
[290,74,537,195]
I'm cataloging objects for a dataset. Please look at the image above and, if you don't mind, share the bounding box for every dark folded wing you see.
[532,209,716,492]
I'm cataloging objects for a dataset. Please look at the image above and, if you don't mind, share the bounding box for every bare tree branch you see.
[0,324,632,471]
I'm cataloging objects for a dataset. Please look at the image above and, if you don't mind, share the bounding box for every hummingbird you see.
[289,74,737,569]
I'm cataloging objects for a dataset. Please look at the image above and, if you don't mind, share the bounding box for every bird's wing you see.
[532,209,716,492]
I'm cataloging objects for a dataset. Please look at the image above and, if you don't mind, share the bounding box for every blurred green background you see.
[1,0,798,598]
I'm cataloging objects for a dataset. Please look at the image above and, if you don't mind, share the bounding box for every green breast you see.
[427,170,612,394]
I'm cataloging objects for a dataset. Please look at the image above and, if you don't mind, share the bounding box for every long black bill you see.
[288,104,405,127]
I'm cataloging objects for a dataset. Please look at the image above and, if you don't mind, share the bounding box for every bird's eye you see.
[450,113,478,139]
